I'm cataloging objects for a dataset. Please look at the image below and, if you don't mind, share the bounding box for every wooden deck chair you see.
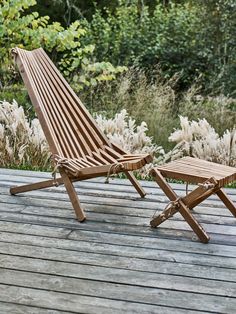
[150,157,236,243]
[10,47,153,221]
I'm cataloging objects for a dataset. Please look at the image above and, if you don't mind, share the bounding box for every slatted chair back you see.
[12,47,110,159]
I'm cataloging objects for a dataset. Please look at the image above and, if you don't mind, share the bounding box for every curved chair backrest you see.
[13,47,110,159]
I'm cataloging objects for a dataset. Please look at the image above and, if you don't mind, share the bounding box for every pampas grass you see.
[96,109,164,177]
[165,116,236,167]
[0,101,162,177]
[0,100,50,169]
[1,100,235,178]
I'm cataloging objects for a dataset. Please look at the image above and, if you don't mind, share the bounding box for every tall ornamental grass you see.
[0,100,50,169]
[0,100,235,176]
[0,100,163,177]
[165,116,236,167]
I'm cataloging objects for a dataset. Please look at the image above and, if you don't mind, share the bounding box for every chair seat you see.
[53,152,153,179]
[155,157,236,187]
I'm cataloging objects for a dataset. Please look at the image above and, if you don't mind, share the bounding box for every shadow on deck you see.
[0,168,236,313]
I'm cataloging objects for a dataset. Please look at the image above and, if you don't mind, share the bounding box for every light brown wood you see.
[216,189,236,218]
[125,171,146,198]
[60,170,86,222]
[150,158,236,243]
[10,47,153,219]
[10,177,64,194]
[157,157,236,187]
[150,169,210,243]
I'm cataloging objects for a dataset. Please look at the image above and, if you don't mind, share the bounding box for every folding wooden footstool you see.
[150,157,236,243]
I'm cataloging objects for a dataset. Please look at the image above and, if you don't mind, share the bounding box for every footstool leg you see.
[216,189,236,218]
[150,169,210,243]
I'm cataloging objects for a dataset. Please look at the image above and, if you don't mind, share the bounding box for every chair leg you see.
[10,177,64,195]
[150,203,179,227]
[216,189,236,218]
[150,169,210,243]
[177,199,210,243]
[125,171,146,198]
[60,170,86,222]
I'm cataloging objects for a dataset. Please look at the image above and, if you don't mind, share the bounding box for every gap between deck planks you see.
[0,220,236,258]
[1,168,235,194]
[0,168,236,313]
[0,187,235,243]
[2,185,234,243]
[1,170,236,199]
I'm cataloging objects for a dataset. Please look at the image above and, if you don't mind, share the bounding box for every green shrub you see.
[81,1,206,85]
[80,0,236,95]
[0,0,126,90]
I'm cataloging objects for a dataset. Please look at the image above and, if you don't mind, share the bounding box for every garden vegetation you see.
[0,0,235,174]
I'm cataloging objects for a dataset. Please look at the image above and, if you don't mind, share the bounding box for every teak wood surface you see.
[10,47,153,220]
[150,157,236,243]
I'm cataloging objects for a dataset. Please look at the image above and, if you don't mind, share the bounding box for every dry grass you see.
[83,69,236,150]
[0,100,50,169]
[1,96,235,177]
[0,101,162,177]
[165,116,236,167]
[96,109,164,177]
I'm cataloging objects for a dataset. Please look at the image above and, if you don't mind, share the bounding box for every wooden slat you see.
[105,145,123,158]
[99,149,118,163]
[180,157,236,174]
[1,241,235,281]
[34,50,95,157]
[1,205,236,238]
[1,222,236,260]
[1,255,236,298]
[26,51,75,158]
[2,179,234,215]
[30,51,87,158]
[2,169,236,199]
[3,168,236,196]
[14,49,62,155]
[158,157,236,186]
[0,302,72,314]
[0,284,211,314]
[36,48,108,150]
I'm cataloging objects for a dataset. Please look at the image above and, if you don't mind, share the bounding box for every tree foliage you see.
[1,0,236,95]
[0,0,126,90]
[79,0,236,95]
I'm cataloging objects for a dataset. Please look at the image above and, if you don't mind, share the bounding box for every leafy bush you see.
[80,0,236,95]
[81,1,206,86]
[0,0,126,90]
[165,116,236,167]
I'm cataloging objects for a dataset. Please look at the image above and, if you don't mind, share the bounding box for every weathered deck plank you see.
[0,168,236,313]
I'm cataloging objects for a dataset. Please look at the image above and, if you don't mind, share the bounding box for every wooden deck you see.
[0,168,236,314]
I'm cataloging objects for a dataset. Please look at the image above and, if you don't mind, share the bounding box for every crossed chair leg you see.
[150,169,236,243]
[9,171,87,221]
[10,170,146,221]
